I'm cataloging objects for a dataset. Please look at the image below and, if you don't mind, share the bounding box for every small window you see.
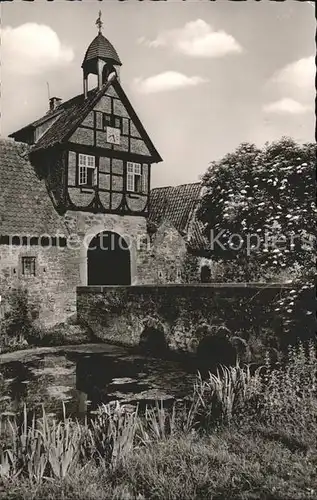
[78,154,96,187]
[22,257,36,276]
[127,162,143,193]
[104,114,112,128]
[103,114,122,132]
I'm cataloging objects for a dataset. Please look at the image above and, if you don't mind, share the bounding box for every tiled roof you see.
[149,182,209,251]
[26,86,107,153]
[9,85,105,151]
[82,33,122,67]
[0,138,67,237]
[27,109,63,131]
[9,79,162,162]
[148,185,173,227]
[186,216,210,253]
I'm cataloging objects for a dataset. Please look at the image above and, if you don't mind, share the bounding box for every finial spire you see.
[96,10,103,34]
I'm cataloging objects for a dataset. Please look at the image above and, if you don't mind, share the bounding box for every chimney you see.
[49,97,62,112]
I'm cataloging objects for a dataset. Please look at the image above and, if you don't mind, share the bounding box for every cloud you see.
[1,23,74,75]
[272,56,314,90]
[134,71,208,94]
[139,19,242,58]
[263,98,309,115]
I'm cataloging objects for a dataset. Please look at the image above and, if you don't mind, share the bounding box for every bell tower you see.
[82,11,122,98]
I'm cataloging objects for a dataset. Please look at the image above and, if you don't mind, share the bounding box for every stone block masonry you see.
[0,244,79,327]
[0,213,201,329]
[0,212,148,328]
[77,284,315,354]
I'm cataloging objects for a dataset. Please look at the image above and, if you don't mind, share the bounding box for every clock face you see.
[106,126,121,145]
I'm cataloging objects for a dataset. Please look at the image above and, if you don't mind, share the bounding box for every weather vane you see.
[96,10,103,34]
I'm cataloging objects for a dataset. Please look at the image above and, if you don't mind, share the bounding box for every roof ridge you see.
[0,137,30,152]
[151,181,201,191]
[9,87,99,138]
[150,185,173,191]
[172,181,202,187]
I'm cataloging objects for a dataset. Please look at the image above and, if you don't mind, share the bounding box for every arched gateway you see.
[87,231,131,286]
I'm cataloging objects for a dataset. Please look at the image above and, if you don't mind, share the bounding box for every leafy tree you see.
[197,137,316,283]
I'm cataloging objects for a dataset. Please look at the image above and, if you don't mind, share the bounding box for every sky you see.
[1,0,315,188]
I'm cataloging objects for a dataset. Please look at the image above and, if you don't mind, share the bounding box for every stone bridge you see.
[77,284,313,363]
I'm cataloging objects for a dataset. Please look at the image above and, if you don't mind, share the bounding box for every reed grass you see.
[0,341,316,499]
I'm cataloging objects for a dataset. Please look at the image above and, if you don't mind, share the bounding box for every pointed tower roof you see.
[82,11,122,71]
[82,33,122,68]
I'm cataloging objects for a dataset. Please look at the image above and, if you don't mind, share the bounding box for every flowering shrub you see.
[197,137,316,282]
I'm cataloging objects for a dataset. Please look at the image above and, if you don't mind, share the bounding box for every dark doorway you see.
[200,265,211,283]
[87,231,131,285]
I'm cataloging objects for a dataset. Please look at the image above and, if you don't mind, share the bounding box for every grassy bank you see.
[0,342,316,500]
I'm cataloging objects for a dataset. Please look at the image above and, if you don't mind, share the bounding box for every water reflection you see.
[0,346,197,420]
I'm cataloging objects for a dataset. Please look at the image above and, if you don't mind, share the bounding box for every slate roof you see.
[82,33,122,67]
[9,79,162,162]
[10,86,106,154]
[149,182,209,252]
[0,138,67,237]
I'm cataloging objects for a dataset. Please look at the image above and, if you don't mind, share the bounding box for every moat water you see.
[0,344,198,420]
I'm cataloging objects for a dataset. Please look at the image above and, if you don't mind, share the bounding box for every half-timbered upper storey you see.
[9,15,162,217]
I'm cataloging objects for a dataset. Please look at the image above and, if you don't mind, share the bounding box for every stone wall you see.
[0,212,150,328]
[77,284,314,354]
[63,210,148,287]
[0,208,203,328]
[0,244,78,327]
[138,221,188,284]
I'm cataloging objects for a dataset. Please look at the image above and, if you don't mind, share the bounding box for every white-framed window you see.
[127,162,143,193]
[78,154,97,187]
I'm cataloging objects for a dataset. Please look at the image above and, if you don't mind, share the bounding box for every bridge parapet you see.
[77,283,314,359]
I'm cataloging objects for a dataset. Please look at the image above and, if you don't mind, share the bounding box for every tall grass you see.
[192,340,316,433]
[260,342,316,428]
[0,341,316,498]
[0,404,82,482]
[84,401,141,467]
[0,400,176,482]
[192,363,262,427]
